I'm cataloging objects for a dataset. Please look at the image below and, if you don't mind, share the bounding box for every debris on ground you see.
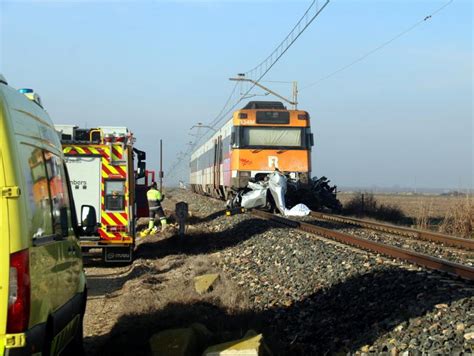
[194,274,220,295]
[286,176,342,212]
[149,328,198,356]
[203,332,265,356]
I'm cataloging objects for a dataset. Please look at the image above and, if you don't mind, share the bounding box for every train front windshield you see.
[240,127,305,148]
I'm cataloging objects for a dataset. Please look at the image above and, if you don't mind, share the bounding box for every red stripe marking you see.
[115,166,127,177]
[120,212,128,221]
[112,146,122,159]
[98,228,121,240]
[107,213,122,226]
[102,164,114,177]
[102,149,110,161]
[98,228,108,239]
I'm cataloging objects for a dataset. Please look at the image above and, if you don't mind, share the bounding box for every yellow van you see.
[0,75,86,355]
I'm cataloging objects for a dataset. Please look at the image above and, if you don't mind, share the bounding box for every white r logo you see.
[268,156,279,168]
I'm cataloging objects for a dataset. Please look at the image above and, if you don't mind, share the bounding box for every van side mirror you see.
[136,161,146,179]
[81,205,97,235]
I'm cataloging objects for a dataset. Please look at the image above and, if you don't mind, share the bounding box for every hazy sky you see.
[1,0,472,190]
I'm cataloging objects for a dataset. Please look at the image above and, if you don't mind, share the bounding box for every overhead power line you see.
[301,0,454,90]
[166,0,331,181]
[207,0,330,131]
[245,0,330,80]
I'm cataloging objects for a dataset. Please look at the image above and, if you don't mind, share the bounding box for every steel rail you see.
[310,211,474,251]
[251,210,474,281]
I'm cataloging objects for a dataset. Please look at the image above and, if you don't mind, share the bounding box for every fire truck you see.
[54,125,147,263]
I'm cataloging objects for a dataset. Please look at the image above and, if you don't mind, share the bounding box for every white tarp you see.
[284,203,311,216]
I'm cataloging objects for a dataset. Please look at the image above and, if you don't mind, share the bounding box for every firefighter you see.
[147,182,167,233]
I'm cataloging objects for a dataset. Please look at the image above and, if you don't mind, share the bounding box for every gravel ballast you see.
[167,189,474,355]
[86,189,474,355]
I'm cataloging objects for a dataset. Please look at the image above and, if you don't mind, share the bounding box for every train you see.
[190,101,314,200]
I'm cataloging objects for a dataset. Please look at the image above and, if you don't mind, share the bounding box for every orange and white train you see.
[55,125,146,262]
[190,101,314,199]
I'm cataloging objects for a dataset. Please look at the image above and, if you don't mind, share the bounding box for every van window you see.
[105,180,125,211]
[45,153,73,237]
[20,145,53,239]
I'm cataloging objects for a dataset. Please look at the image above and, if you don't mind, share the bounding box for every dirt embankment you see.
[83,190,251,355]
[83,189,474,355]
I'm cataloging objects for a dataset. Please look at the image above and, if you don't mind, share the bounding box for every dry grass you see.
[339,192,474,238]
[437,196,473,238]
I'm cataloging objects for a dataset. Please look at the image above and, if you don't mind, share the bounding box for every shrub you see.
[438,196,473,238]
[343,192,405,224]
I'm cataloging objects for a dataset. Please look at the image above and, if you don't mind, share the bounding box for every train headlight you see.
[239,113,248,119]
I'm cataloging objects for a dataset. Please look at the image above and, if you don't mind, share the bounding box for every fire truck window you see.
[105,180,125,211]
[45,153,73,238]
[19,144,54,240]
[241,127,302,147]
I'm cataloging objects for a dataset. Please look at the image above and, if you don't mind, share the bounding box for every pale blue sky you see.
[1,0,472,190]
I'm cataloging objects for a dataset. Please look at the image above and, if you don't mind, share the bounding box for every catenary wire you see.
[301,0,454,90]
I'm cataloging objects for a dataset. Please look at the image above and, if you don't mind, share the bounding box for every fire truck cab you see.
[55,125,146,263]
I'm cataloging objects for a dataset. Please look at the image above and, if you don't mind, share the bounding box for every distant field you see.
[338,193,470,218]
[337,192,473,238]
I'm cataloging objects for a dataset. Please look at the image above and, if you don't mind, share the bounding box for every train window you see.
[105,180,125,211]
[241,127,303,148]
[231,127,240,147]
[256,111,290,124]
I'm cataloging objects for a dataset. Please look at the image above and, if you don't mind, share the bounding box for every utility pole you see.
[159,139,163,192]
[292,81,298,110]
[230,74,298,109]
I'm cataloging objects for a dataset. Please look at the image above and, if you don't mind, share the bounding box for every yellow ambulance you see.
[0,75,87,355]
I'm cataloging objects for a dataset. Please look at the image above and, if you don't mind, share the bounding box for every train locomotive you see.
[190,101,314,201]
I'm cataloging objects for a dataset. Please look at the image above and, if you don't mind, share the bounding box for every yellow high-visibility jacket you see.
[147,188,162,208]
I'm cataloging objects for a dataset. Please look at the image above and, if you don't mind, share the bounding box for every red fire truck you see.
[55,125,147,262]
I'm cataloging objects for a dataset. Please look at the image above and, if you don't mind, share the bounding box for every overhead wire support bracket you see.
[229,76,298,109]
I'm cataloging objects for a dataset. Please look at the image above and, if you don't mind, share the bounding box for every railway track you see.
[310,211,474,250]
[251,209,474,281]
